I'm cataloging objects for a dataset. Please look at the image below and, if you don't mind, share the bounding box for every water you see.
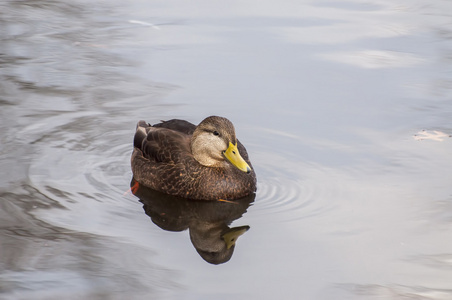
[1,0,452,299]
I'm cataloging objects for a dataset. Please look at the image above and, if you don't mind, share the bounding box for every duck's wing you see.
[134,120,192,163]
[152,119,196,135]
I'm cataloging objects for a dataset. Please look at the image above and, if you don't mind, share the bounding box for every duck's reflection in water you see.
[130,179,255,265]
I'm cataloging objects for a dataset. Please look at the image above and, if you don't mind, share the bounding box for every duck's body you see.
[131,116,257,200]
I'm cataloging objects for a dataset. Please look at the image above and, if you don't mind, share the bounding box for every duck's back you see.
[153,119,196,135]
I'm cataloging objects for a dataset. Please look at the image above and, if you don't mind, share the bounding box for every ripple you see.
[83,139,133,197]
[27,136,145,237]
[251,153,337,223]
[25,122,139,234]
[29,133,133,199]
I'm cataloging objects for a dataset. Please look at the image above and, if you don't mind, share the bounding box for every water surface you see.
[1,0,452,299]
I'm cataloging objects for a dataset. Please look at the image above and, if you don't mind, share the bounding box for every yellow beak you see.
[222,226,250,249]
[223,142,252,173]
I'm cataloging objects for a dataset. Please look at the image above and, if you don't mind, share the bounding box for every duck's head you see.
[190,116,252,173]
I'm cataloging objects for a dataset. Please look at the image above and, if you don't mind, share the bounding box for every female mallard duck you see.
[131,116,257,200]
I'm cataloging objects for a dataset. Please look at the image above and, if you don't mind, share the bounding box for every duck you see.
[131,116,257,200]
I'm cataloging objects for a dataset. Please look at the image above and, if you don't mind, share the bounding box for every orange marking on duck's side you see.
[130,181,140,194]
[217,199,237,204]
[123,181,140,196]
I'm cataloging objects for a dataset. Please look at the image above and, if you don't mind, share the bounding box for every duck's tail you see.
[133,120,150,149]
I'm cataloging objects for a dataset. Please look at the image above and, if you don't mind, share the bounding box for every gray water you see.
[1,0,452,299]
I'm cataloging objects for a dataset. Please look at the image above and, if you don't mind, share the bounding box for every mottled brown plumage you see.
[131,116,257,200]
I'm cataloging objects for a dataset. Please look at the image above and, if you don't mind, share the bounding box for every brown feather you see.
[131,117,257,200]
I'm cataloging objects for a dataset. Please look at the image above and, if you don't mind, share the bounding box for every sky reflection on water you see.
[1,0,452,299]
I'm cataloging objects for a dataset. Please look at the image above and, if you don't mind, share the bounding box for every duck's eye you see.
[213,131,220,136]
